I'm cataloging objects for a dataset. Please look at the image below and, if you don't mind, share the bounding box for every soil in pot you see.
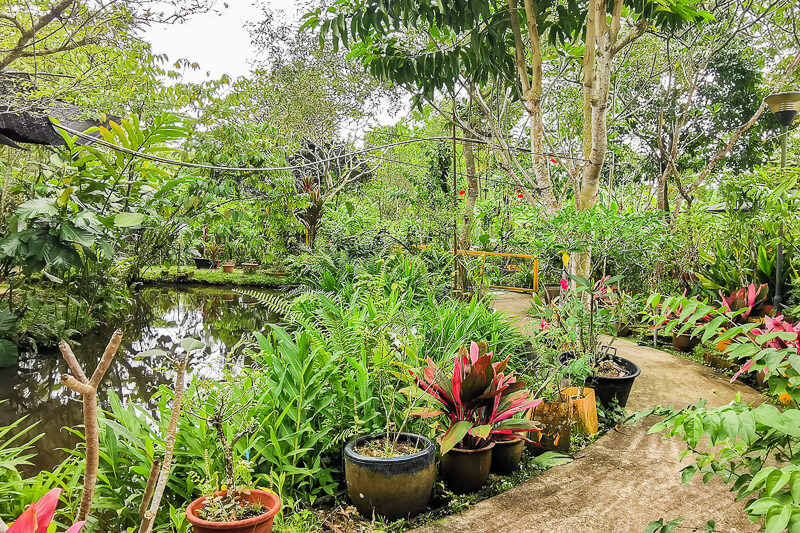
[440,442,494,494]
[185,489,281,533]
[344,433,436,520]
[490,439,524,475]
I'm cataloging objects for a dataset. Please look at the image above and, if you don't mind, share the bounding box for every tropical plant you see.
[719,283,773,324]
[4,488,85,533]
[410,341,541,454]
[636,291,800,533]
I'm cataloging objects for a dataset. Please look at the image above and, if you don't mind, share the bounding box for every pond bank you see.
[0,284,283,473]
[415,292,763,533]
[139,266,295,288]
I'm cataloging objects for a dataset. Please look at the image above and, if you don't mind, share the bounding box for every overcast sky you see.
[142,0,298,83]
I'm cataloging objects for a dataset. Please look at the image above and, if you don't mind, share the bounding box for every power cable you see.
[52,123,590,174]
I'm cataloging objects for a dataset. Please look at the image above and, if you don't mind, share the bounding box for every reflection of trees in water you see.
[0,285,282,472]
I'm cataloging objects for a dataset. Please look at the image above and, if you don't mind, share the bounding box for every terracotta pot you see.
[185,489,281,533]
[440,443,494,493]
[490,438,524,475]
[343,432,436,520]
[672,333,699,353]
[242,262,259,273]
[222,264,235,273]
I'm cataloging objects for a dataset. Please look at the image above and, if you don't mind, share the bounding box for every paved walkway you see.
[416,292,763,533]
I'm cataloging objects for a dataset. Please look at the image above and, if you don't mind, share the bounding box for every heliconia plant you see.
[6,488,86,533]
[719,283,773,323]
[409,341,542,454]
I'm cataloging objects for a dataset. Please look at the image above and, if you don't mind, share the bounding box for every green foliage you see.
[638,292,800,532]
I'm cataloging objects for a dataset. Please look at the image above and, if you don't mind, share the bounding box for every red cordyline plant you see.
[731,314,800,382]
[409,341,542,454]
[6,488,85,533]
[719,283,773,324]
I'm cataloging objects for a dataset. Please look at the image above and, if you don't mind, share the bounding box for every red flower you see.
[540,320,549,330]
[517,193,524,198]
[559,278,569,290]
[551,158,557,164]
[459,189,466,195]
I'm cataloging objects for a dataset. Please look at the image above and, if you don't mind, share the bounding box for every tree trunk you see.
[460,134,478,250]
[579,35,612,210]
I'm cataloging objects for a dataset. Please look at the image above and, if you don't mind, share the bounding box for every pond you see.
[0,284,283,472]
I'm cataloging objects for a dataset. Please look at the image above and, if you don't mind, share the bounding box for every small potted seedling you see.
[184,379,281,533]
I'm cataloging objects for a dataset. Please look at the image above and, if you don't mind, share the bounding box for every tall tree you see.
[305,0,710,218]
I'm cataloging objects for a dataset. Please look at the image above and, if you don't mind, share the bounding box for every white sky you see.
[142,0,298,84]
[141,0,407,132]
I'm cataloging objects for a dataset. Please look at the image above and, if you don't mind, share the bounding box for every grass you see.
[140,266,296,288]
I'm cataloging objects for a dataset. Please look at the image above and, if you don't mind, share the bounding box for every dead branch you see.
[59,329,122,522]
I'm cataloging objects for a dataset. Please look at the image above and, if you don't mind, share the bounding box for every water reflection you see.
[0,285,281,472]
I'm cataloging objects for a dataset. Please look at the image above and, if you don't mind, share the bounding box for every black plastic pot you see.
[344,433,436,520]
[490,438,524,475]
[193,257,212,269]
[559,352,641,409]
[440,442,494,494]
[588,355,641,408]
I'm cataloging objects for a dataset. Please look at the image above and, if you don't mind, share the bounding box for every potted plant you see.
[222,262,236,274]
[185,380,281,533]
[343,432,436,520]
[535,275,641,408]
[715,283,772,351]
[410,341,542,492]
[653,291,714,353]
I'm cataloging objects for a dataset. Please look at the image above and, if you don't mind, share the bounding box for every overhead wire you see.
[52,123,592,175]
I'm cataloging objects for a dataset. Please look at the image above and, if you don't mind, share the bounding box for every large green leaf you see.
[0,339,19,368]
[0,310,18,334]
[114,213,145,228]
[59,221,96,247]
[16,198,58,220]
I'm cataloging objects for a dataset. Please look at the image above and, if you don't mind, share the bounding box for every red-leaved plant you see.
[719,283,773,324]
[7,488,85,533]
[409,341,542,454]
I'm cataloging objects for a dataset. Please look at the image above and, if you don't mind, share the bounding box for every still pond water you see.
[0,285,282,472]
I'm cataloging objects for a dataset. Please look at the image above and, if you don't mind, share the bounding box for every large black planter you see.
[559,352,641,409]
[440,442,494,494]
[344,433,436,520]
[193,257,212,269]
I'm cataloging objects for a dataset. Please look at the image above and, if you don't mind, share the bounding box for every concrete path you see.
[417,292,763,533]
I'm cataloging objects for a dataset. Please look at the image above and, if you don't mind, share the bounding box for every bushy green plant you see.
[635,293,800,533]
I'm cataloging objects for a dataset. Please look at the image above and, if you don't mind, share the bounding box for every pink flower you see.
[540,320,549,330]
[559,278,569,290]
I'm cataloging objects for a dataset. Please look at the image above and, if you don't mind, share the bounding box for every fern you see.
[235,289,296,322]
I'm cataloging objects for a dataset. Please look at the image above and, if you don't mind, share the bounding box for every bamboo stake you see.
[60,329,122,522]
